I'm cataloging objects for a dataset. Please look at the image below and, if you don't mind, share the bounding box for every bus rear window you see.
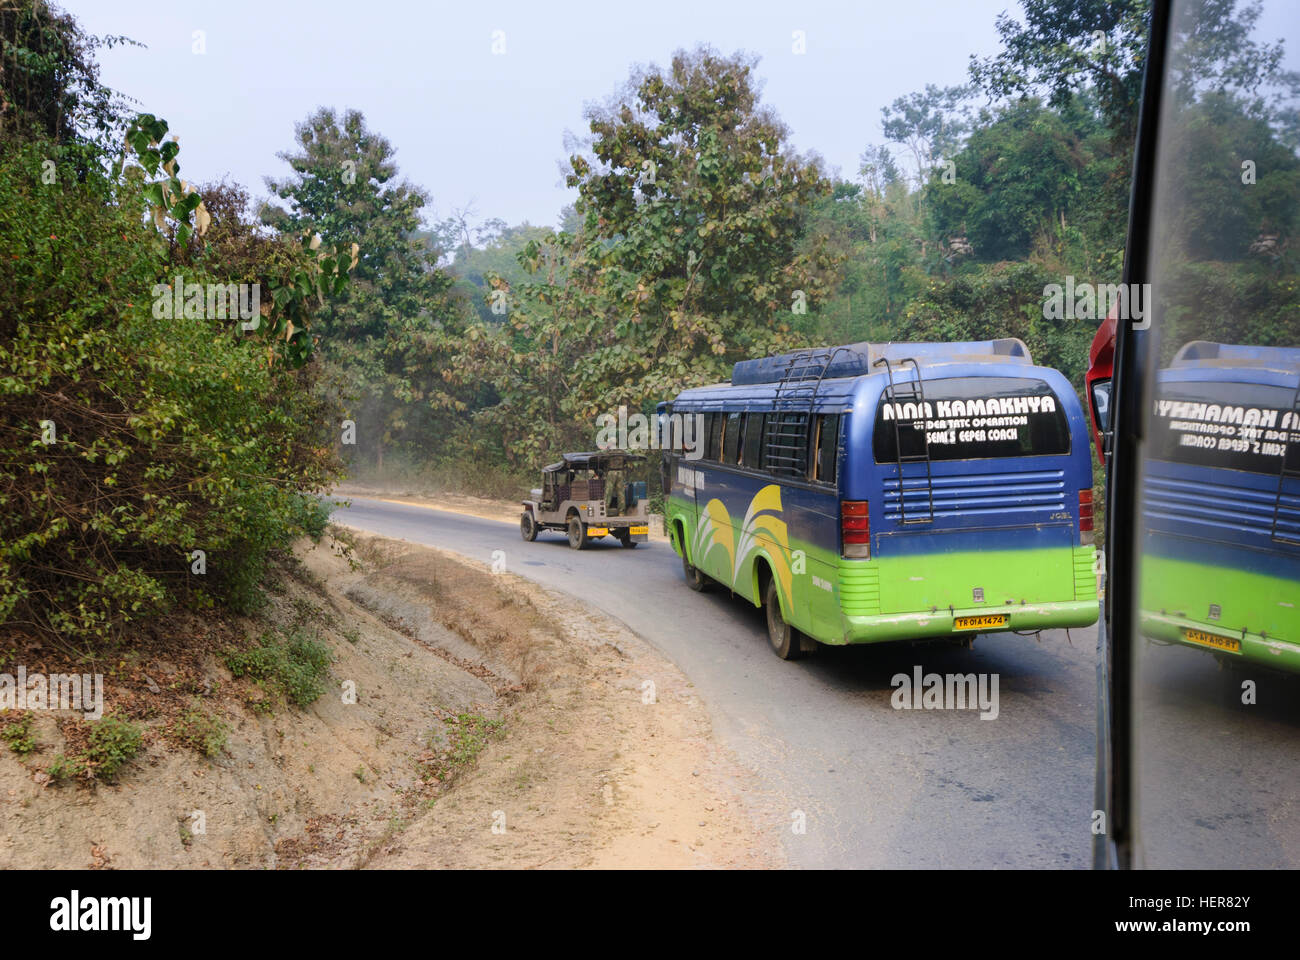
[873,376,1071,463]
[1150,379,1299,475]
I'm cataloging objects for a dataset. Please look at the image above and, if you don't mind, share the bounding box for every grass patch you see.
[170,704,229,758]
[48,715,143,783]
[224,627,332,710]
[418,712,504,786]
[0,711,36,757]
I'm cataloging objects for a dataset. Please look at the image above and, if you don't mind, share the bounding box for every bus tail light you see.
[1079,489,1094,544]
[842,501,870,559]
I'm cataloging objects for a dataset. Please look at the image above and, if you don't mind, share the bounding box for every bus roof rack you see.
[1171,341,1300,371]
[731,339,1030,386]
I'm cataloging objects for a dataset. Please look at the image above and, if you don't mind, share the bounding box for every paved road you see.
[1133,640,1300,869]
[335,496,1300,868]
[336,496,1107,868]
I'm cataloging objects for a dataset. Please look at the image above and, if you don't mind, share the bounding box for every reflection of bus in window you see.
[1095,0,1300,872]
[1139,341,1300,672]
[661,339,1099,660]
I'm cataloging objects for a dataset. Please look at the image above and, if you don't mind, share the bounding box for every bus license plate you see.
[1182,628,1240,653]
[629,525,648,536]
[954,614,1008,630]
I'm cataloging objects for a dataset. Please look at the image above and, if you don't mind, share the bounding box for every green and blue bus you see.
[1137,341,1300,672]
[660,340,1099,659]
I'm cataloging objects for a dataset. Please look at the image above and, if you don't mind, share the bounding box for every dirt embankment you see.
[0,531,779,868]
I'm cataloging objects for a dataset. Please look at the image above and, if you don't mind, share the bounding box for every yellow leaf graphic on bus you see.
[692,497,735,576]
[733,484,792,603]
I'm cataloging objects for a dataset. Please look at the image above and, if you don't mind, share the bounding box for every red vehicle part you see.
[1085,311,1117,464]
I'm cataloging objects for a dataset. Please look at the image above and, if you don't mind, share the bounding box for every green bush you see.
[224,627,332,709]
[0,137,345,641]
[47,715,143,782]
[0,711,37,757]
[85,716,143,779]
[419,713,504,784]
[170,705,229,758]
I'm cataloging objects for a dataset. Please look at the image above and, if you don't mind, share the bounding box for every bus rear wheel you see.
[567,517,586,550]
[765,578,804,661]
[681,547,709,591]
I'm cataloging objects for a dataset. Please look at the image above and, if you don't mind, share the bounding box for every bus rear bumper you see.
[1140,612,1300,674]
[836,601,1100,645]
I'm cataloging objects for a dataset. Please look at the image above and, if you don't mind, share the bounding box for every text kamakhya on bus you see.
[659,339,1099,659]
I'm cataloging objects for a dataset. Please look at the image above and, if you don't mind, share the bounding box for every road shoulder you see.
[330,529,783,868]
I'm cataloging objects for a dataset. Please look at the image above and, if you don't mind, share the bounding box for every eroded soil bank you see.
[0,529,781,869]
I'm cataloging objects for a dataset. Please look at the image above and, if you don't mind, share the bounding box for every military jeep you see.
[520,451,650,550]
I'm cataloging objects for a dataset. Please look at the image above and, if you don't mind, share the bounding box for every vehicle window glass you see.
[813,414,839,484]
[743,414,765,469]
[724,412,743,464]
[873,377,1070,463]
[764,412,809,477]
[1129,0,1300,868]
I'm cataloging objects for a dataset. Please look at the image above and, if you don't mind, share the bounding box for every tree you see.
[1,119,353,642]
[448,230,606,467]
[0,0,135,157]
[263,108,466,472]
[969,0,1298,153]
[442,219,560,325]
[563,46,840,408]
[925,97,1119,263]
[881,84,973,186]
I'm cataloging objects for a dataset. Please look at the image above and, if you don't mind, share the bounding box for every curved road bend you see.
[340,497,1300,869]
[334,495,1111,868]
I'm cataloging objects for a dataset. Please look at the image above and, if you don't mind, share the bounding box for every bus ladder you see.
[1270,381,1300,545]
[873,356,935,524]
[763,347,853,479]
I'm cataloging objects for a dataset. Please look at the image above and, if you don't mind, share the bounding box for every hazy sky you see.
[63,0,1023,230]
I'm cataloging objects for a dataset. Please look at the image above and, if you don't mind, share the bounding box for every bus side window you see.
[813,414,840,485]
[724,412,743,464]
[764,412,809,477]
[743,414,765,471]
[706,413,723,462]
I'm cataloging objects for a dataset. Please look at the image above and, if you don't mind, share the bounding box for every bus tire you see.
[520,511,538,542]
[765,577,804,661]
[567,516,586,550]
[681,545,709,591]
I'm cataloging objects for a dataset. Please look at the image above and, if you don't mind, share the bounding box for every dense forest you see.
[2,0,1297,643]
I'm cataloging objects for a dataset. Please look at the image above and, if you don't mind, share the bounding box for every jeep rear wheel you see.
[567,516,586,550]
[520,511,538,542]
